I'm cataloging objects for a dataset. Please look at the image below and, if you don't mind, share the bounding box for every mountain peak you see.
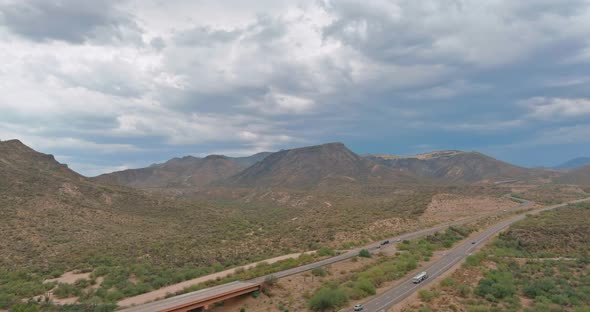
[204,154,228,160]
[1,139,32,151]
[225,142,413,188]
[0,139,80,179]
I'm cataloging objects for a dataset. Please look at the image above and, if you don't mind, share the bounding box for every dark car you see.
[380,240,390,245]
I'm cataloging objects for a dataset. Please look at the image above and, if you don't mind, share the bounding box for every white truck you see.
[412,271,428,284]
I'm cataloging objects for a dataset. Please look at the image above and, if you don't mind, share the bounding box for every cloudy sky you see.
[1,0,590,176]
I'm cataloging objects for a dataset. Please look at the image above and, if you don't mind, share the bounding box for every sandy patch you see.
[420,194,514,224]
[45,271,91,285]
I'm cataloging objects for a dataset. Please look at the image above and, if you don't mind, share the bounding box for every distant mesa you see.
[366,150,533,183]
[552,157,590,171]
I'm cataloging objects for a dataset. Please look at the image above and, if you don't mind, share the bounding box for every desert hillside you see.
[225,142,417,189]
[366,150,536,183]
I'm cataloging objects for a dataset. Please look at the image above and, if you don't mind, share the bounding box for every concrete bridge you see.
[118,281,261,312]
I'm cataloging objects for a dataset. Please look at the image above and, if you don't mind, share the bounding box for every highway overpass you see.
[118,281,261,312]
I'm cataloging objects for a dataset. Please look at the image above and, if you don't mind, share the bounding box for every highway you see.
[119,281,260,312]
[119,196,534,311]
[250,196,533,284]
[339,197,590,312]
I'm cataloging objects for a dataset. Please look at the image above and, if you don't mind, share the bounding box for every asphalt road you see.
[251,196,533,284]
[340,197,590,312]
[119,281,258,312]
[118,196,534,311]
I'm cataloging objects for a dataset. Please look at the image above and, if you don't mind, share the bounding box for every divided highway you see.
[340,197,590,312]
[251,196,532,284]
[120,196,534,311]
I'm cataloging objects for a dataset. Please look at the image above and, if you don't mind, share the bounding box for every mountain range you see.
[1,138,590,309]
[552,157,590,171]
[225,142,417,189]
[93,143,562,189]
[365,150,534,183]
[5,138,590,194]
[93,152,273,188]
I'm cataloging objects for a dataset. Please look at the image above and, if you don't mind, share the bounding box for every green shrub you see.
[458,284,471,297]
[419,305,433,312]
[312,267,328,277]
[353,278,376,297]
[418,289,437,302]
[475,271,516,300]
[308,287,348,311]
[10,303,39,312]
[53,283,81,299]
[440,277,456,287]
[317,247,335,257]
[264,275,278,285]
[359,249,371,258]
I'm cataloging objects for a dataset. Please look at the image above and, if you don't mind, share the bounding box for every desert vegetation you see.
[307,226,474,311]
[0,140,545,311]
[402,202,590,312]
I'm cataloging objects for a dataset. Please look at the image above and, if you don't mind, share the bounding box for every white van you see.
[412,271,428,284]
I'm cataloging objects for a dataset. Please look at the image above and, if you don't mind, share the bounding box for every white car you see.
[354,304,364,311]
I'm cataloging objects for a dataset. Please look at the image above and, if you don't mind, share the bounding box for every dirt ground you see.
[30,271,98,305]
[419,194,514,224]
[44,271,91,285]
[335,194,514,245]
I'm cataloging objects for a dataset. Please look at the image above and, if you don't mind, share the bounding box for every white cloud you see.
[1,0,590,173]
[543,76,590,88]
[0,0,142,44]
[521,97,590,119]
[62,162,132,177]
[441,119,526,133]
[0,124,141,154]
[244,90,315,115]
[406,80,491,99]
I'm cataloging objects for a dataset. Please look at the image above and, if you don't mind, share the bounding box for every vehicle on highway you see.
[471,241,477,244]
[412,271,428,284]
[380,240,390,245]
[354,304,364,311]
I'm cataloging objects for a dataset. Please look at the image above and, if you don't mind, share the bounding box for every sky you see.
[1,0,590,176]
